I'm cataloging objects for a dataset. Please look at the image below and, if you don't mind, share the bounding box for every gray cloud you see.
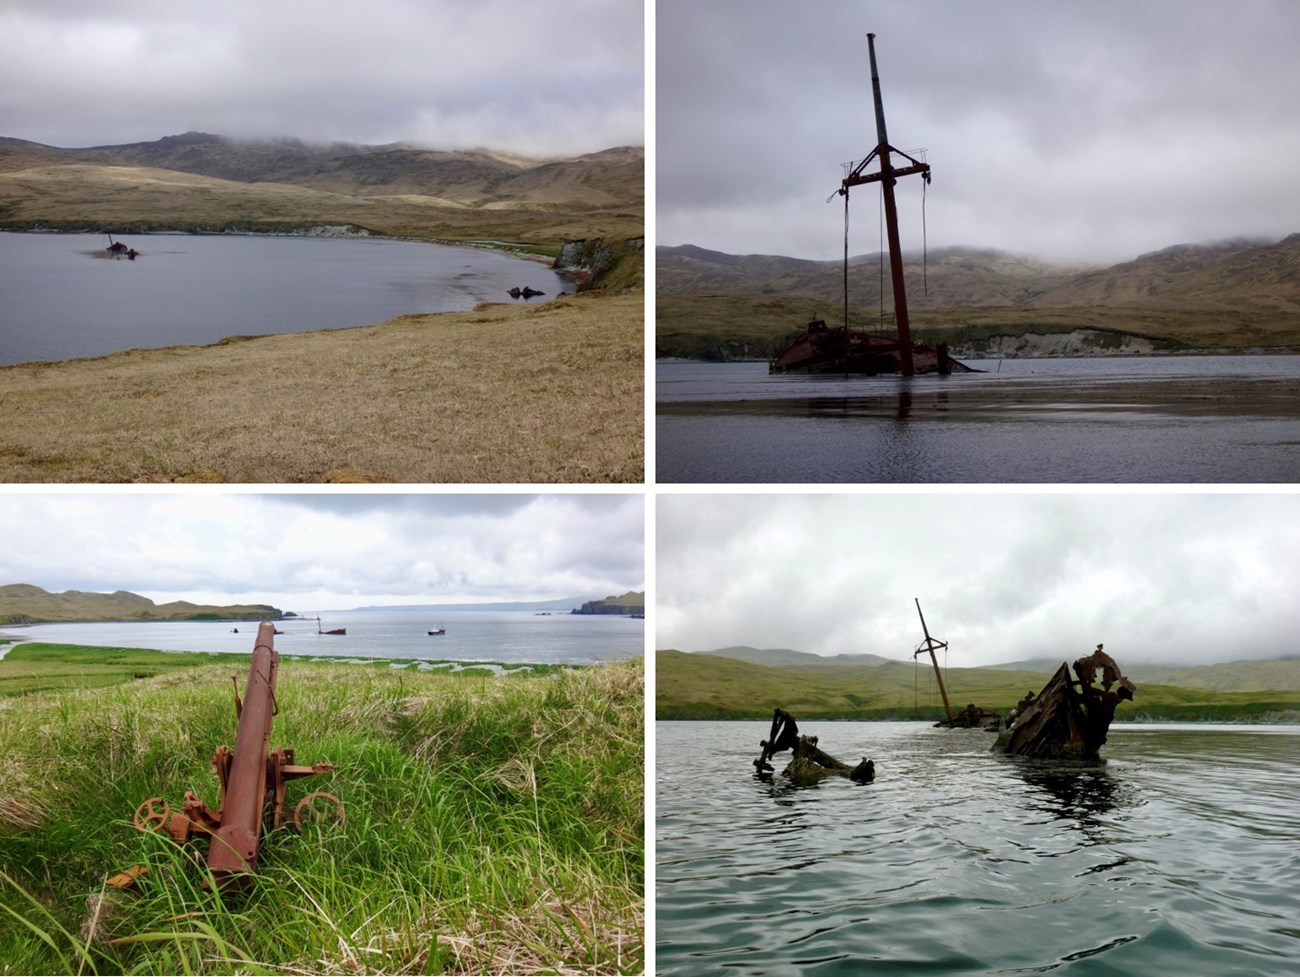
[0,0,643,155]
[0,492,644,609]
[657,0,1300,263]
[657,494,1300,667]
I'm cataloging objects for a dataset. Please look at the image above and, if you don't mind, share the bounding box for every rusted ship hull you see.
[769,322,972,376]
[993,648,1136,760]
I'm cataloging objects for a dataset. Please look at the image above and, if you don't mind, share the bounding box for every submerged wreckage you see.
[754,708,875,787]
[770,34,972,377]
[753,600,1137,784]
[993,644,1136,760]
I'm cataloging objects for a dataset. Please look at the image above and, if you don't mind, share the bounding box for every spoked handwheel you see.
[133,797,171,833]
[292,791,345,829]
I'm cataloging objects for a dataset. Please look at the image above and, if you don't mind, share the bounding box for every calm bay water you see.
[656,360,1300,482]
[0,608,642,666]
[656,720,1300,976]
[0,232,569,365]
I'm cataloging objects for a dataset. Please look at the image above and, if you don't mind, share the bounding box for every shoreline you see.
[0,289,643,482]
[658,346,1300,364]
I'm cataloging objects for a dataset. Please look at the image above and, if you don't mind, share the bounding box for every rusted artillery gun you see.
[131,622,343,886]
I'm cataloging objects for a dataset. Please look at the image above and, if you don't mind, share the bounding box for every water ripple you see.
[657,721,1300,976]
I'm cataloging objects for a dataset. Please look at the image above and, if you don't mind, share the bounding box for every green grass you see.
[654,293,1300,360]
[0,655,643,974]
[655,650,1300,723]
[0,644,566,698]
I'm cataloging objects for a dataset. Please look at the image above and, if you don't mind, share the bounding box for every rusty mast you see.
[839,33,932,377]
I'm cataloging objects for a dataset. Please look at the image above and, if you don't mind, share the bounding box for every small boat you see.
[427,625,446,636]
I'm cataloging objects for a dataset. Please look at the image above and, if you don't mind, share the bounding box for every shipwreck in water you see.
[993,644,1136,760]
[769,33,972,377]
[753,709,875,787]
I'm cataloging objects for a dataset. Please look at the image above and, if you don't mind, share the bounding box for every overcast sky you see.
[0,492,644,611]
[658,493,1299,668]
[658,0,1300,264]
[0,0,643,156]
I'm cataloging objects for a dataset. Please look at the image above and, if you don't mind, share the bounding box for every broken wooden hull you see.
[992,659,1134,760]
[769,324,972,376]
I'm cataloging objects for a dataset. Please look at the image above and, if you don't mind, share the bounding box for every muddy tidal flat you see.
[656,358,1300,482]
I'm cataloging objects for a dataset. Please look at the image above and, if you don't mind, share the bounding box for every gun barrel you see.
[207,621,279,878]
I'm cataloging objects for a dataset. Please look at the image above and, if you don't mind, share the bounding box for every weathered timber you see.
[941,703,1003,730]
[992,645,1136,760]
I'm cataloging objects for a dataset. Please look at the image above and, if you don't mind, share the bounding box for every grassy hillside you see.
[0,584,281,625]
[0,289,643,483]
[0,654,643,974]
[0,135,644,246]
[575,592,645,614]
[655,650,1300,723]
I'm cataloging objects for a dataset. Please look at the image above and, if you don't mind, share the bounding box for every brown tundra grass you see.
[0,290,643,483]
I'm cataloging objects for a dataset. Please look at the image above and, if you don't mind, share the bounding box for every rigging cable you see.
[843,187,850,331]
[922,174,929,296]
[878,183,885,332]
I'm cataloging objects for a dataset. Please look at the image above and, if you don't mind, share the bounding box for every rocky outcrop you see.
[556,237,643,291]
[953,328,1160,358]
[571,591,645,615]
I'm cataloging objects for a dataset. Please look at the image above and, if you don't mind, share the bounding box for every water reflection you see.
[1006,756,1137,843]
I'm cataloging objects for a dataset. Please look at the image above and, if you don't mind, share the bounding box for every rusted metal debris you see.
[993,644,1136,760]
[770,321,971,376]
[104,233,139,260]
[127,622,343,888]
[753,709,875,787]
[941,703,1002,730]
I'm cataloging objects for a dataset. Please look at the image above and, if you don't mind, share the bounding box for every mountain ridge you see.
[0,132,644,244]
[656,237,1300,356]
[658,237,1300,311]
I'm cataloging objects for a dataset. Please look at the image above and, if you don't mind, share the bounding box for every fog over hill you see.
[0,133,644,211]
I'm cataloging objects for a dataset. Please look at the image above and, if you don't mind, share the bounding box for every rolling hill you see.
[0,132,644,245]
[0,583,282,625]
[656,648,1300,723]
[656,236,1300,356]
